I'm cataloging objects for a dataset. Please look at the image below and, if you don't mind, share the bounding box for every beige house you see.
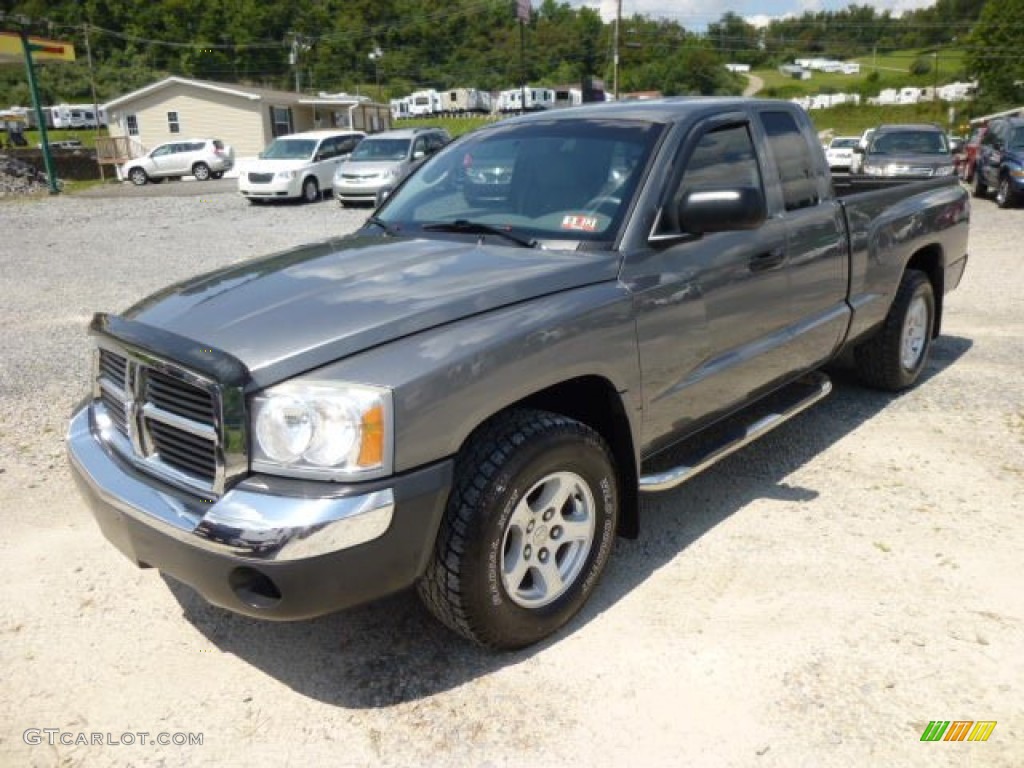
[101,76,390,163]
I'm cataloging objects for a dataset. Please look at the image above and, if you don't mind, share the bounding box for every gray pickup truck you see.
[68,98,969,649]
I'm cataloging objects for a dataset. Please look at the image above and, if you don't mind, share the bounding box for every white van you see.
[238,130,365,204]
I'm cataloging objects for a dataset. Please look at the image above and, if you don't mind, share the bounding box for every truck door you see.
[753,108,848,370]
[623,114,792,454]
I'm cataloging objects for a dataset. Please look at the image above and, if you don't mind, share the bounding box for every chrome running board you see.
[638,372,832,493]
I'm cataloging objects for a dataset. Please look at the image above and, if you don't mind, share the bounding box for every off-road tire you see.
[418,409,619,650]
[854,269,935,391]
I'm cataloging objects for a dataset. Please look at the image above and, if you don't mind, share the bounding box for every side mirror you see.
[413,149,425,160]
[677,186,766,235]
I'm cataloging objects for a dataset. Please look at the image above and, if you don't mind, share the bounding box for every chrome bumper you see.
[67,406,394,562]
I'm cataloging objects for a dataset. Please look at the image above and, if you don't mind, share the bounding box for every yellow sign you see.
[0,31,76,63]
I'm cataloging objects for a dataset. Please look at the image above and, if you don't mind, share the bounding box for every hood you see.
[249,157,314,172]
[123,235,621,387]
[866,152,954,171]
[338,159,403,178]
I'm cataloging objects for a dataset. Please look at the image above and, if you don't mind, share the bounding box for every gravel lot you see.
[1,184,1022,767]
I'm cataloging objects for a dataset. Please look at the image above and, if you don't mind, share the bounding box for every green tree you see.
[965,0,1024,109]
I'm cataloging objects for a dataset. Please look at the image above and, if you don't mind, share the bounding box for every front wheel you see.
[996,176,1017,209]
[418,409,619,650]
[301,177,319,203]
[973,172,987,198]
[854,269,935,391]
[128,167,148,186]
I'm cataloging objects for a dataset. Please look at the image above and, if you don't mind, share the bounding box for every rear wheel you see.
[211,171,224,180]
[301,177,319,203]
[854,269,935,391]
[192,162,211,181]
[418,409,619,649]
[128,167,148,186]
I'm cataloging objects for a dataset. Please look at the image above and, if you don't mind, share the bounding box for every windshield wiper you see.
[422,219,537,248]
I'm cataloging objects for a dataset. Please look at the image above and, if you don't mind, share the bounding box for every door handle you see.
[749,248,785,272]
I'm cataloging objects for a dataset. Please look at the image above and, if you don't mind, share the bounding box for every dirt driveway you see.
[0,187,1021,767]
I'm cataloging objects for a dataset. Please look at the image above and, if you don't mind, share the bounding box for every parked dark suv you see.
[972,116,1024,208]
[855,123,955,179]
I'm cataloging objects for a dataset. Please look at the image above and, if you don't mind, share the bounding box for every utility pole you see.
[613,0,621,100]
[83,22,104,181]
[289,34,303,93]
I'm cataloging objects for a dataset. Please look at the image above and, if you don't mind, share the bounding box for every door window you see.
[657,122,762,236]
[759,110,820,212]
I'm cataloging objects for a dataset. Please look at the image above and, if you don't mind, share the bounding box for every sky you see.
[567,0,939,29]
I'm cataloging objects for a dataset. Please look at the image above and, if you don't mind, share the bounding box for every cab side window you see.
[657,122,761,235]
[759,110,820,212]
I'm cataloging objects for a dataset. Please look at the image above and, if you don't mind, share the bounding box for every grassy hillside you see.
[754,47,968,101]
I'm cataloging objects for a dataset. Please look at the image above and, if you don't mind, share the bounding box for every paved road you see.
[743,73,765,97]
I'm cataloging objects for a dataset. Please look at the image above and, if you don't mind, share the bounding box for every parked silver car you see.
[856,124,955,178]
[333,127,450,206]
[123,139,234,185]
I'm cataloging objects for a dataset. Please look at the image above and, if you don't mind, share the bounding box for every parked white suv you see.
[123,139,234,185]
[238,130,365,204]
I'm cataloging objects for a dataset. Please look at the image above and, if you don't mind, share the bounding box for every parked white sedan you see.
[238,130,364,204]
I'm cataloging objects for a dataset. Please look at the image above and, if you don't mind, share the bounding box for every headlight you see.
[1010,168,1024,179]
[383,167,399,179]
[251,381,392,480]
[275,170,296,180]
[934,166,956,176]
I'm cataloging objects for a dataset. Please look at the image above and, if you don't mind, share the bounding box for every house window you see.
[125,114,139,136]
[167,111,180,134]
[270,106,293,137]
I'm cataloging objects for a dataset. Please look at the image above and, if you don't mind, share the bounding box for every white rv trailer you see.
[408,90,442,117]
[496,86,555,113]
[440,88,492,114]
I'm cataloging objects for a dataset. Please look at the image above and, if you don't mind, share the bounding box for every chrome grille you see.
[248,172,273,183]
[92,344,228,496]
[145,368,215,423]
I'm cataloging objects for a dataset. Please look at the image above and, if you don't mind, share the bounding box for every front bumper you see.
[67,406,452,619]
[333,179,389,202]
[238,177,302,199]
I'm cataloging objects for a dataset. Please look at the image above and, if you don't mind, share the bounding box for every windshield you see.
[830,138,858,149]
[261,138,317,160]
[868,130,948,155]
[351,138,412,162]
[374,118,663,244]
